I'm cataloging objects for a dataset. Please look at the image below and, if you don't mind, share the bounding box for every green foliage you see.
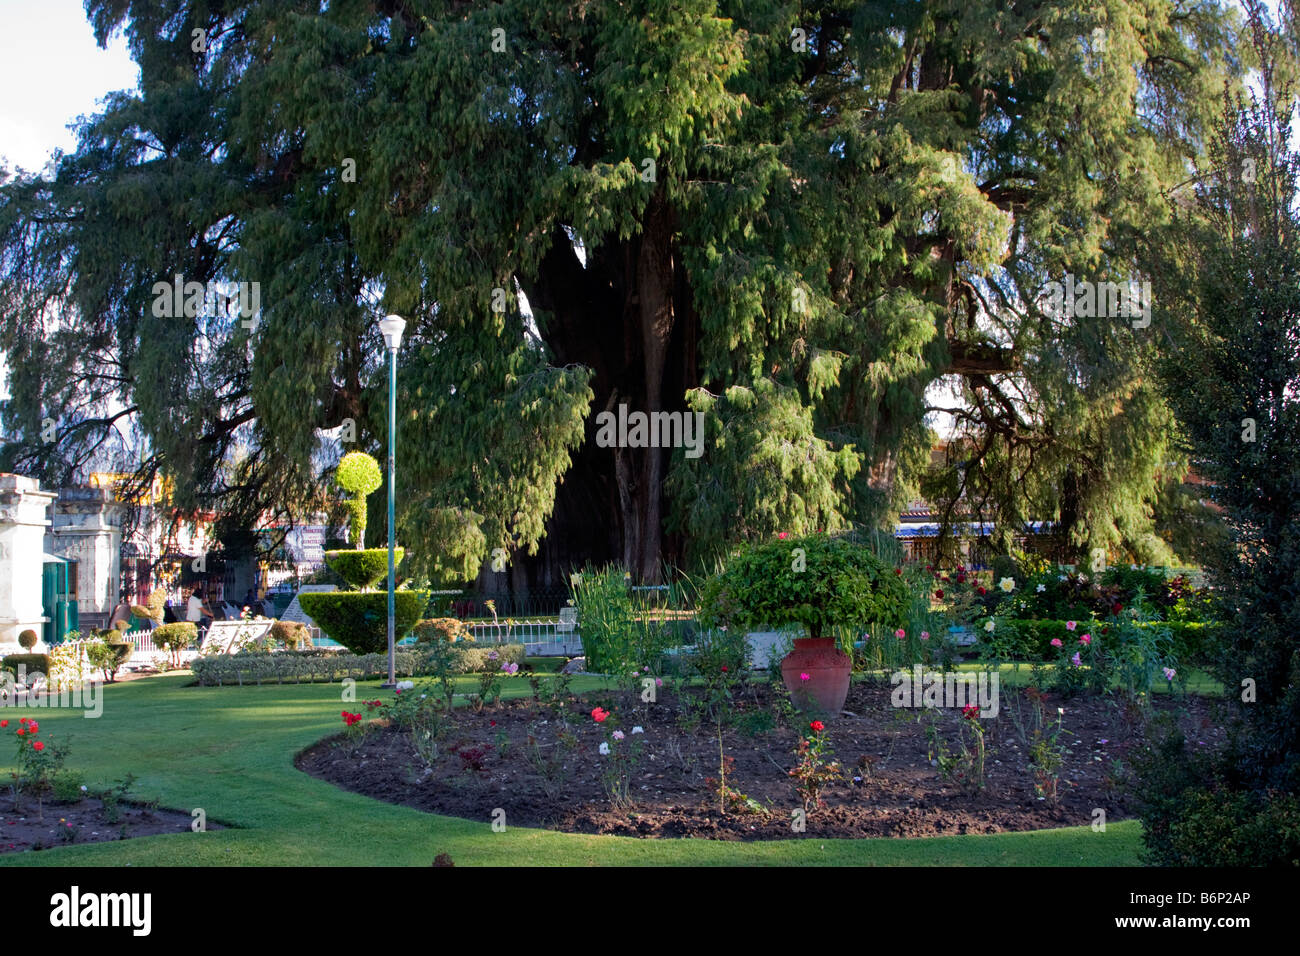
[85,639,134,682]
[0,0,1249,585]
[324,548,403,590]
[335,452,382,548]
[268,620,311,650]
[297,591,427,654]
[1148,11,1300,821]
[1,654,50,677]
[571,566,685,674]
[17,630,37,649]
[698,534,907,640]
[190,650,419,686]
[152,623,197,668]
[130,589,167,624]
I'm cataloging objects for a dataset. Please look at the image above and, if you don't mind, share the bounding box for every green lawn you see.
[0,673,1145,866]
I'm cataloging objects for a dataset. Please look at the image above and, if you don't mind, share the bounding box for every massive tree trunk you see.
[517,197,685,586]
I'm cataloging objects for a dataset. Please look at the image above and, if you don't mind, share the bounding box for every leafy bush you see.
[979,619,1214,667]
[324,548,404,589]
[269,620,311,650]
[153,622,197,666]
[297,591,427,654]
[1,654,50,678]
[17,630,37,649]
[85,639,133,682]
[698,534,908,640]
[412,618,471,643]
[1133,719,1300,866]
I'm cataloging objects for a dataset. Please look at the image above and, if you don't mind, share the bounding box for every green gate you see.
[41,560,79,645]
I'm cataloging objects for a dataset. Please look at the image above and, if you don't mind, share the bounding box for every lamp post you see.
[377,313,406,689]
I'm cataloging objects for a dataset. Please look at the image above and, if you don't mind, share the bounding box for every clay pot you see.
[780,636,852,716]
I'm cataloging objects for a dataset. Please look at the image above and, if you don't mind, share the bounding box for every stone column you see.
[47,486,125,633]
[0,474,56,652]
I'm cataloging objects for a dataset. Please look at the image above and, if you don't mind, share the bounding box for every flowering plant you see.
[592,707,642,809]
[789,720,842,811]
[10,717,67,819]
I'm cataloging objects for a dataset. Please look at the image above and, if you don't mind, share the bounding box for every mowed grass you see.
[0,673,1145,867]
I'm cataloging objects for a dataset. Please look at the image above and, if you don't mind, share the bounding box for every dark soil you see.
[297,678,1227,840]
[0,795,218,853]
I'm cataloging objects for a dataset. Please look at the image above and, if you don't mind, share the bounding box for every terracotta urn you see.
[780,636,852,716]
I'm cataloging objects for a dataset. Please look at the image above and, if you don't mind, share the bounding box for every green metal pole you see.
[385,344,397,688]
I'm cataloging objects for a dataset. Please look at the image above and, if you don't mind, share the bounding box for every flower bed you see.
[296,677,1222,841]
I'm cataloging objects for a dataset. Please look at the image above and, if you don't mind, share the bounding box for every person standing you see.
[187,585,214,643]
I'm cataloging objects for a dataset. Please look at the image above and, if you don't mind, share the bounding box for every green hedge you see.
[1,653,50,677]
[190,650,420,686]
[188,642,528,686]
[324,548,404,589]
[980,619,1219,664]
[298,590,426,654]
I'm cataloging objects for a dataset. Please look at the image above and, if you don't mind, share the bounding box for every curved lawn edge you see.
[0,674,1145,867]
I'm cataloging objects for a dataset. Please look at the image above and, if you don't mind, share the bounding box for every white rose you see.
[598,742,610,756]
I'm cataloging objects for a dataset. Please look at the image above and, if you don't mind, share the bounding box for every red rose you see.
[962,705,979,720]
[721,665,728,672]
[977,586,987,595]
[15,729,23,737]
[935,589,944,599]
[0,720,7,728]
[32,741,44,752]
[28,722,37,732]
[809,720,825,733]
[591,707,608,723]
[894,568,902,576]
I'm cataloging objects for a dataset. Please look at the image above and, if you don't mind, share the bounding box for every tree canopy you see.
[0,0,1252,583]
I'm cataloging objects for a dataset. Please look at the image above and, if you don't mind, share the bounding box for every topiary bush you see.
[269,620,311,650]
[153,622,197,667]
[1,654,50,678]
[324,548,404,590]
[86,639,133,682]
[297,590,427,654]
[412,618,472,644]
[17,630,37,650]
[131,588,167,624]
[698,534,908,641]
[335,451,383,548]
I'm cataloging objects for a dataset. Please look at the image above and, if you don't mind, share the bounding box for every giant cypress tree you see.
[0,1,1246,583]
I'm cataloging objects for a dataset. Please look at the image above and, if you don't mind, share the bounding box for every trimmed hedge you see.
[2,653,51,677]
[981,619,1219,664]
[190,650,419,686]
[324,548,404,590]
[297,590,427,654]
[188,642,528,686]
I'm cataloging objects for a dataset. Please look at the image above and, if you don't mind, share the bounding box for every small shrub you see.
[152,622,197,667]
[85,640,133,682]
[269,619,311,650]
[18,629,37,650]
[1,654,51,678]
[324,548,404,590]
[297,590,426,654]
[698,534,908,640]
